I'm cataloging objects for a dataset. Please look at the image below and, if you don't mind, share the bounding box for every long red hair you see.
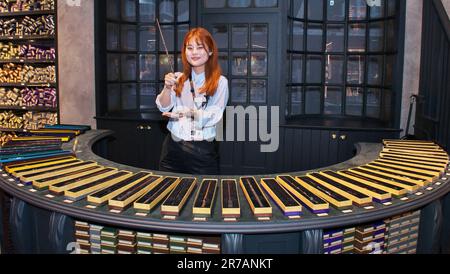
[175,28,221,97]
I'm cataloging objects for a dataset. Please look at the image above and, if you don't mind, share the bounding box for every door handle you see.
[137,125,151,131]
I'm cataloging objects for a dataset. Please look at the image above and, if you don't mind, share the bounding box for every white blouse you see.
[156,71,229,141]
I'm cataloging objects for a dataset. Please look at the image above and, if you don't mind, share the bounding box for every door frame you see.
[200,13,283,174]
[201,13,283,109]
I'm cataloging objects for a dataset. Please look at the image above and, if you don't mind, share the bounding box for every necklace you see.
[189,74,209,110]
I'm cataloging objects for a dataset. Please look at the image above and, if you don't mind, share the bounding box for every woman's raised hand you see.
[164,72,182,90]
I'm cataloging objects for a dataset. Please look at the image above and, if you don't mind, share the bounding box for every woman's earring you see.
[209,52,213,56]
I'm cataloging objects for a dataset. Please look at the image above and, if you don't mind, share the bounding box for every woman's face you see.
[185,39,210,69]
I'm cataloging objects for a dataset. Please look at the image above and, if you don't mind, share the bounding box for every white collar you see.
[191,70,205,84]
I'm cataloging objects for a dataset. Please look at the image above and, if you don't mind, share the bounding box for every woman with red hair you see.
[156,27,229,175]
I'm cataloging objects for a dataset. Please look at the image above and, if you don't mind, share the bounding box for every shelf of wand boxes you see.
[0,1,58,129]
[0,0,55,14]
[0,15,55,38]
[0,87,57,110]
[0,110,57,130]
[0,42,56,63]
[74,220,221,254]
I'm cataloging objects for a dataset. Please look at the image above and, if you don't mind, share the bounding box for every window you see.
[100,0,191,115]
[211,23,269,105]
[286,0,398,124]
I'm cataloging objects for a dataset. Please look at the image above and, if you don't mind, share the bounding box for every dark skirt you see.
[159,134,220,175]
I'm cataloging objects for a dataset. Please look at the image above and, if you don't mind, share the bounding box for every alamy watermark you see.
[67,242,81,254]
[169,105,280,153]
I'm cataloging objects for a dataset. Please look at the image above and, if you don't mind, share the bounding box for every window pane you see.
[250,80,267,103]
[348,24,366,53]
[306,55,322,83]
[232,25,248,49]
[255,0,278,8]
[367,55,383,85]
[349,0,367,20]
[160,0,175,22]
[139,54,156,80]
[369,21,384,52]
[307,23,323,52]
[324,87,342,115]
[325,55,344,84]
[252,24,268,49]
[291,86,303,115]
[122,0,136,22]
[346,87,363,116]
[231,79,247,103]
[178,24,189,51]
[251,52,267,76]
[228,0,251,7]
[121,25,137,51]
[204,0,226,8]
[107,23,120,50]
[139,0,156,22]
[219,52,228,75]
[305,86,321,114]
[308,0,323,20]
[140,83,157,109]
[121,83,137,110]
[107,54,120,81]
[327,0,345,21]
[293,0,305,19]
[347,55,365,84]
[366,88,381,118]
[121,54,137,81]
[326,24,344,52]
[384,55,395,86]
[291,21,304,51]
[232,52,248,76]
[177,55,182,71]
[107,84,121,112]
[159,25,174,51]
[292,54,303,83]
[159,54,174,79]
[107,0,120,20]
[212,25,228,49]
[287,53,291,83]
[140,25,156,51]
[178,0,189,22]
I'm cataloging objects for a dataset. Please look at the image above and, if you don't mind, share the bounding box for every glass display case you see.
[286,0,399,123]
[0,0,59,131]
[103,0,191,114]
[98,0,400,126]
[211,21,269,106]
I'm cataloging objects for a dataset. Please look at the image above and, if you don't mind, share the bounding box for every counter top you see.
[1,130,449,234]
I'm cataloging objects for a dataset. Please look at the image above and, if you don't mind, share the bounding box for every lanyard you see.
[189,74,210,110]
